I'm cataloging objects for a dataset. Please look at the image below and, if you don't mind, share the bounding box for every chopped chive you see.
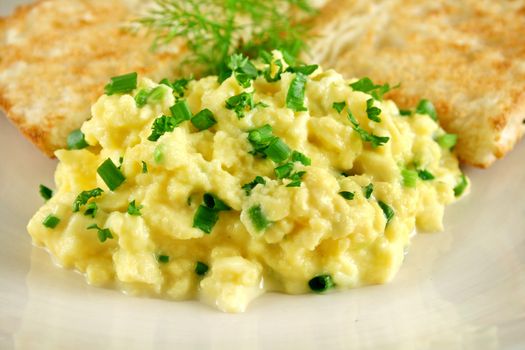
[418,169,435,181]
[436,133,458,150]
[366,98,382,122]
[248,204,270,232]
[148,86,165,102]
[291,151,311,166]
[332,101,346,114]
[274,162,294,179]
[454,174,468,197]
[39,184,53,201]
[97,158,126,191]
[286,72,308,112]
[286,171,306,187]
[141,161,148,173]
[248,124,274,154]
[415,99,438,121]
[72,188,103,212]
[84,202,98,218]
[170,99,192,124]
[87,224,114,243]
[127,200,143,216]
[157,255,170,264]
[378,201,394,224]
[42,214,60,229]
[67,129,89,150]
[153,144,164,163]
[287,64,318,76]
[134,89,149,108]
[203,193,231,211]
[363,183,374,199]
[399,109,412,117]
[401,169,418,188]
[191,108,217,131]
[264,138,291,163]
[308,274,335,293]
[193,205,219,234]
[339,191,355,200]
[104,72,137,95]
[225,92,255,119]
[195,261,209,276]
[241,176,266,196]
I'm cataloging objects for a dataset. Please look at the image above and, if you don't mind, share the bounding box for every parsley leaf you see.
[127,200,143,216]
[366,98,382,122]
[347,110,390,148]
[148,115,178,142]
[225,92,255,119]
[350,77,397,100]
[332,101,346,114]
[87,224,114,243]
[73,188,104,212]
[415,99,438,121]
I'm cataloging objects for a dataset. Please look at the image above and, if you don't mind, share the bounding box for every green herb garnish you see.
[291,150,311,166]
[226,92,255,119]
[42,214,60,229]
[39,184,53,201]
[84,202,98,218]
[191,108,217,131]
[67,129,89,150]
[127,200,143,216]
[339,191,355,200]
[241,176,266,196]
[158,255,170,264]
[72,188,103,212]
[436,133,458,150]
[192,205,219,234]
[286,73,308,112]
[170,99,193,124]
[287,64,318,76]
[104,72,137,95]
[415,99,438,121]
[195,261,209,276]
[97,158,126,191]
[286,171,306,187]
[134,89,149,107]
[154,144,164,163]
[347,110,389,148]
[378,201,394,224]
[148,115,178,141]
[248,204,270,232]
[399,109,412,117]
[203,193,231,211]
[308,274,335,293]
[263,58,284,82]
[363,183,374,199]
[274,162,294,179]
[148,86,165,102]
[417,169,435,181]
[87,224,114,243]
[350,77,396,101]
[264,137,291,163]
[141,161,148,173]
[401,169,418,188]
[454,174,468,197]
[366,98,382,122]
[332,101,346,114]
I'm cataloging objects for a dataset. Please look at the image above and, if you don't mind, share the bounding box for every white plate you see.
[1,2,524,349]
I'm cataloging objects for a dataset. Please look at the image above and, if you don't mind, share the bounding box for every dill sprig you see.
[138,0,314,75]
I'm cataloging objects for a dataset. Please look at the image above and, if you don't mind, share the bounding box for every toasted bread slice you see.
[310,0,525,167]
[0,0,185,156]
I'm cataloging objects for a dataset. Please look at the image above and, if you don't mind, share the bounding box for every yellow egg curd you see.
[27,53,468,312]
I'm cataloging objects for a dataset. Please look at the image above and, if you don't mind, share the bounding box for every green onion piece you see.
[127,200,143,216]
[363,183,374,199]
[84,202,98,218]
[399,109,412,117]
[401,169,418,188]
[42,214,60,229]
[454,174,468,197]
[378,201,394,224]
[148,86,165,102]
[170,99,192,124]
[264,138,291,163]
[154,144,164,163]
[339,191,355,200]
[287,64,318,76]
[225,92,255,119]
[134,89,149,108]
[87,224,114,243]
[286,73,308,112]
[191,108,217,131]
[248,124,274,153]
[157,255,170,264]
[195,261,209,276]
[67,129,89,150]
[308,274,335,293]
[415,99,438,121]
[148,115,178,141]
[347,110,390,148]
[72,188,103,212]
[39,184,53,201]
[291,151,311,166]
[104,72,137,95]
[141,161,148,173]
[286,171,306,187]
[203,193,231,211]
[193,205,219,234]
[248,204,270,232]
[274,162,294,179]
[366,98,382,122]
[97,158,126,191]
[241,176,266,196]
[332,101,346,114]
[436,133,458,150]
[418,169,435,181]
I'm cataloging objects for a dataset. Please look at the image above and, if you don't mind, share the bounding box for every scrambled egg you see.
[27,54,467,312]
